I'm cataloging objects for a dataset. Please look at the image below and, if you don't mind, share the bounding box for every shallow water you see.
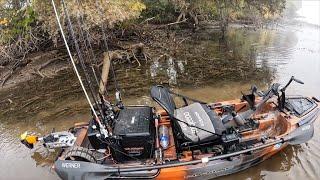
[0,1,320,180]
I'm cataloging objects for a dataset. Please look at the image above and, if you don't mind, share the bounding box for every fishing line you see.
[61,0,101,107]
[98,137,141,161]
[74,0,102,87]
[51,0,109,136]
[73,0,107,110]
[94,0,120,93]
[75,0,109,99]
[61,0,109,121]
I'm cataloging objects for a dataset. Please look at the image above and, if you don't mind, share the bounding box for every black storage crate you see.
[113,106,155,160]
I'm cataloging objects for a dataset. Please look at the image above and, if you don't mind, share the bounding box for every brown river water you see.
[0,2,320,180]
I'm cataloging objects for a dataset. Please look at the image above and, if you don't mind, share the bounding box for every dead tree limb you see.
[161,19,188,27]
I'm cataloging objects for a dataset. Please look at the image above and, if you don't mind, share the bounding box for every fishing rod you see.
[70,0,121,105]
[51,0,109,137]
[72,0,110,108]
[61,0,115,117]
[73,10,99,85]
[75,0,112,102]
[94,0,121,99]
[60,0,100,108]
[74,0,102,88]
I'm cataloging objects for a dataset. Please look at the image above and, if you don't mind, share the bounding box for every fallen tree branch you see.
[140,17,155,25]
[160,19,188,28]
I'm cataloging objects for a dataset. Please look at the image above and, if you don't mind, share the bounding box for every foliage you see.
[141,0,177,23]
[1,6,37,43]
[0,1,43,63]
[141,0,286,24]
[0,0,286,63]
[0,0,147,62]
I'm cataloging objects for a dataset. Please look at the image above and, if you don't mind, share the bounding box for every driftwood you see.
[99,51,125,95]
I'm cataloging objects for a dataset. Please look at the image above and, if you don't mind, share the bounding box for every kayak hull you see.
[54,144,286,180]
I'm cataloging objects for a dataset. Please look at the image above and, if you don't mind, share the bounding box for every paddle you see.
[54,123,315,173]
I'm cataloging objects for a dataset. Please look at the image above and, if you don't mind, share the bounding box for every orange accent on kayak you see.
[157,166,187,180]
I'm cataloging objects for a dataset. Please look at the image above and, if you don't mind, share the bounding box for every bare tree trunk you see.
[99,51,122,95]
[99,52,111,95]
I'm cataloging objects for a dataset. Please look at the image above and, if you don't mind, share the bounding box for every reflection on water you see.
[166,57,178,85]
[227,28,298,70]
[0,1,320,179]
[297,1,320,26]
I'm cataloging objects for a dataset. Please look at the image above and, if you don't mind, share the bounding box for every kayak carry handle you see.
[281,76,304,92]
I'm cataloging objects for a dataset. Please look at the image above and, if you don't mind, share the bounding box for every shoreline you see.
[0,20,275,93]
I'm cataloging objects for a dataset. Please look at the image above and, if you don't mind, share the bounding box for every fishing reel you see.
[98,91,124,126]
[115,91,124,109]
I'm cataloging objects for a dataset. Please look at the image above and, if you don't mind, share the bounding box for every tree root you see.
[131,49,141,66]
[1,71,14,87]
[36,56,67,78]
[0,51,29,87]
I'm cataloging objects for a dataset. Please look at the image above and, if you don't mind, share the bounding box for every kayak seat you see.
[151,85,226,144]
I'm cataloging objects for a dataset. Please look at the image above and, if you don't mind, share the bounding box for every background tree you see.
[0,0,286,65]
